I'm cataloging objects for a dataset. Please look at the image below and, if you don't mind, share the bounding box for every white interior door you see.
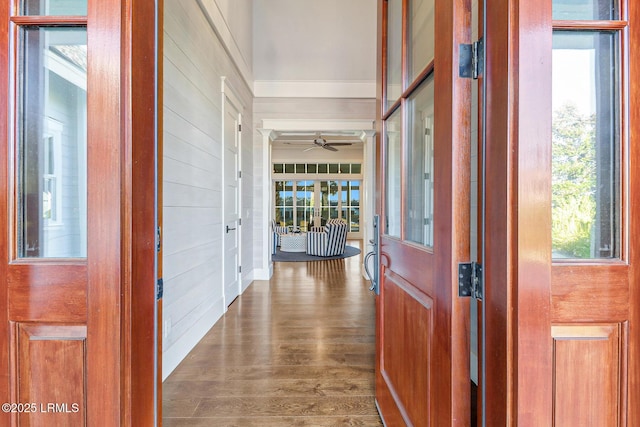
[223,94,241,306]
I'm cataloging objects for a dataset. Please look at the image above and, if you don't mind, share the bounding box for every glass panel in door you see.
[408,0,435,82]
[18,27,87,258]
[22,0,88,15]
[551,31,620,259]
[552,0,618,20]
[274,181,294,228]
[405,77,435,247]
[296,180,314,231]
[385,0,403,110]
[319,180,339,224]
[385,109,402,237]
[349,181,361,232]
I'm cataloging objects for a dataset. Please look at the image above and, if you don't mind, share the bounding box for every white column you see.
[255,128,274,280]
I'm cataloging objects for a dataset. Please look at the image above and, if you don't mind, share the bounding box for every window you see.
[272,162,363,176]
[17,22,87,258]
[551,4,622,259]
[405,77,435,247]
[274,180,361,233]
[42,118,64,225]
[381,0,436,247]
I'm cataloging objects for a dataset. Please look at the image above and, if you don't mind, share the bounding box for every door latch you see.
[458,262,483,300]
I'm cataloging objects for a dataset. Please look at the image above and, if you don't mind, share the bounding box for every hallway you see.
[162,242,383,426]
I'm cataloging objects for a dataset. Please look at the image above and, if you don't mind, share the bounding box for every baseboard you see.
[161,296,225,381]
[241,275,252,293]
[252,266,272,281]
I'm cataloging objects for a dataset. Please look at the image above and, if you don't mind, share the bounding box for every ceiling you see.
[252,0,377,82]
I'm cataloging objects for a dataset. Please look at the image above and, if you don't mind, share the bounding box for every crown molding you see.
[260,119,375,133]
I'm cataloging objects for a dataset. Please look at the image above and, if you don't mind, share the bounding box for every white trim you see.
[251,267,272,281]
[261,119,375,133]
[44,50,86,90]
[258,129,273,279]
[197,0,254,90]
[221,77,243,306]
[161,296,226,380]
[242,275,252,293]
[254,80,376,99]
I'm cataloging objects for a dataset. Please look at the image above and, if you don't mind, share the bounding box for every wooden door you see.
[375,0,471,425]
[0,1,159,425]
[482,0,640,424]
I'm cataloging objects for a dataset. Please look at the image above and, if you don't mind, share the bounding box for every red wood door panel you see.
[375,0,471,424]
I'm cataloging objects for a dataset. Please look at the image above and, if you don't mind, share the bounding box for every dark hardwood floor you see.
[163,241,383,426]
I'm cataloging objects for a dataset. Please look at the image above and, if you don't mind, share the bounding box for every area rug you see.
[272,246,361,262]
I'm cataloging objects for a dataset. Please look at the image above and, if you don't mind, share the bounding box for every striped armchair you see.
[271,220,289,254]
[306,219,348,257]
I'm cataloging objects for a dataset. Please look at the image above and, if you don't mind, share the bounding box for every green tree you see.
[552,103,596,258]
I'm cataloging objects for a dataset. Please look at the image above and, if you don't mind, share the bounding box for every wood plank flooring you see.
[163,241,383,426]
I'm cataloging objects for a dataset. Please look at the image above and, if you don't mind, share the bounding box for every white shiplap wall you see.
[163,0,254,380]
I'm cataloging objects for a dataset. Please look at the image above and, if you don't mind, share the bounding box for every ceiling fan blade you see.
[325,143,353,146]
[322,145,338,152]
[303,146,318,152]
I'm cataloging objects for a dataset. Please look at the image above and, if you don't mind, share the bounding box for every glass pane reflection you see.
[552,0,618,20]
[409,0,435,82]
[385,0,403,111]
[405,77,435,247]
[23,0,87,16]
[552,31,620,259]
[18,27,87,258]
[385,110,402,237]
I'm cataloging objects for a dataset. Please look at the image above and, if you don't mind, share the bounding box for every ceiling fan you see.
[303,135,353,152]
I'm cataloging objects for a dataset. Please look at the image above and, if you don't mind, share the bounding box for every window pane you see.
[552,0,618,20]
[351,164,362,174]
[385,110,402,237]
[273,163,284,174]
[296,163,305,173]
[340,164,350,174]
[18,27,87,258]
[318,164,328,174]
[386,0,403,110]
[552,31,620,259]
[23,0,87,15]
[409,0,435,82]
[349,181,360,232]
[285,163,294,173]
[329,163,339,174]
[341,181,348,205]
[307,163,317,174]
[405,78,435,247]
[283,181,294,206]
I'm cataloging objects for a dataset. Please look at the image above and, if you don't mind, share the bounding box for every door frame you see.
[483,0,640,424]
[221,77,244,304]
[119,0,161,424]
[482,0,555,423]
